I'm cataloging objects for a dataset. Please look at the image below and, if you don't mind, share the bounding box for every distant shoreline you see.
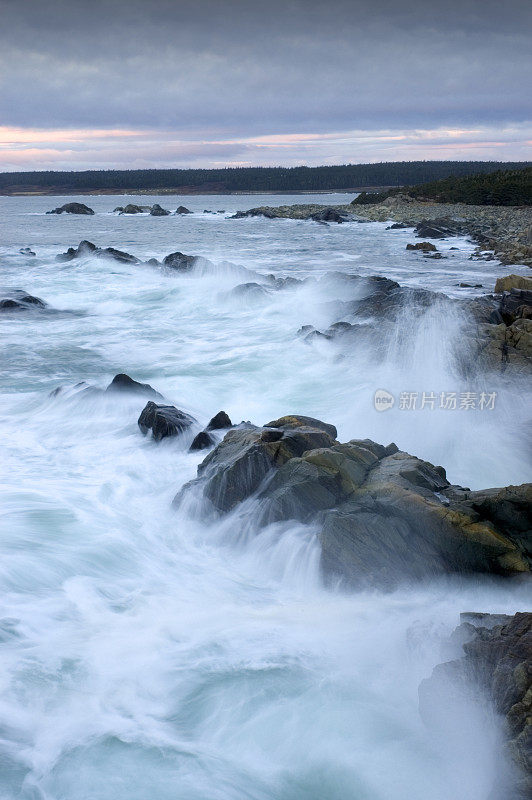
[0,187,392,197]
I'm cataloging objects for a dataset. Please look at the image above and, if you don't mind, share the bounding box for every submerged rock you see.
[106,373,163,399]
[138,401,195,441]
[176,415,532,585]
[46,202,94,215]
[420,612,532,798]
[19,247,36,256]
[0,290,48,311]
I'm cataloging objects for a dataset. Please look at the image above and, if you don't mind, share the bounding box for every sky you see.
[0,0,530,171]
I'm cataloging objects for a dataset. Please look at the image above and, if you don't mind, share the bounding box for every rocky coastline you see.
[231,196,532,268]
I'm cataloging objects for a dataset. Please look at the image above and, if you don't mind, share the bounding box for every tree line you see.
[0,161,530,194]
[352,166,532,206]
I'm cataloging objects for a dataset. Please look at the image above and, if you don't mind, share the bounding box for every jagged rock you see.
[56,240,140,264]
[19,247,35,256]
[175,206,192,215]
[406,241,437,252]
[46,202,94,215]
[189,430,216,451]
[138,401,195,441]
[495,275,532,293]
[150,203,171,216]
[162,251,198,271]
[386,222,412,229]
[206,411,232,430]
[106,373,163,399]
[420,613,532,798]
[0,290,48,311]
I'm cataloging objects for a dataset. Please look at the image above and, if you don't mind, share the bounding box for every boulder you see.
[420,613,532,798]
[177,421,336,513]
[414,218,464,239]
[206,411,232,430]
[138,401,195,441]
[162,251,198,272]
[176,415,531,584]
[46,202,94,215]
[106,373,163,399]
[406,242,437,252]
[175,206,192,215]
[189,430,216,451]
[0,290,48,311]
[19,247,35,256]
[150,204,170,216]
[495,275,532,293]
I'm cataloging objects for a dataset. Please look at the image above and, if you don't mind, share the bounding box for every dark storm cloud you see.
[1,0,530,132]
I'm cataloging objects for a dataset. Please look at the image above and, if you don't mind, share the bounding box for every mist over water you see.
[0,194,530,799]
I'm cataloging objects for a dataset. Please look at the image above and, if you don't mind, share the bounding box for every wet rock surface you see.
[138,401,196,441]
[56,240,140,264]
[177,414,532,585]
[420,612,532,797]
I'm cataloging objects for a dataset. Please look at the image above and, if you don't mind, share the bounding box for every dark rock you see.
[406,241,437,252]
[0,290,48,311]
[264,415,337,440]
[19,247,35,256]
[459,283,483,288]
[500,289,532,324]
[420,613,532,798]
[386,222,412,230]
[310,208,349,223]
[46,202,94,215]
[150,204,170,216]
[175,206,192,215]
[56,240,139,264]
[189,430,216,451]
[178,422,336,513]
[162,251,197,272]
[206,411,232,430]
[116,204,151,214]
[138,401,196,441]
[106,373,162,399]
[414,218,464,239]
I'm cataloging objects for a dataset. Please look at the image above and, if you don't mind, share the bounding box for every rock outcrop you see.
[495,275,532,294]
[176,415,532,585]
[150,203,170,216]
[56,240,140,264]
[47,202,94,215]
[175,206,192,215]
[420,612,532,797]
[406,241,437,252]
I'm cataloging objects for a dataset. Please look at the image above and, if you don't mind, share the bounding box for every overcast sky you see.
[0,0,530,170]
